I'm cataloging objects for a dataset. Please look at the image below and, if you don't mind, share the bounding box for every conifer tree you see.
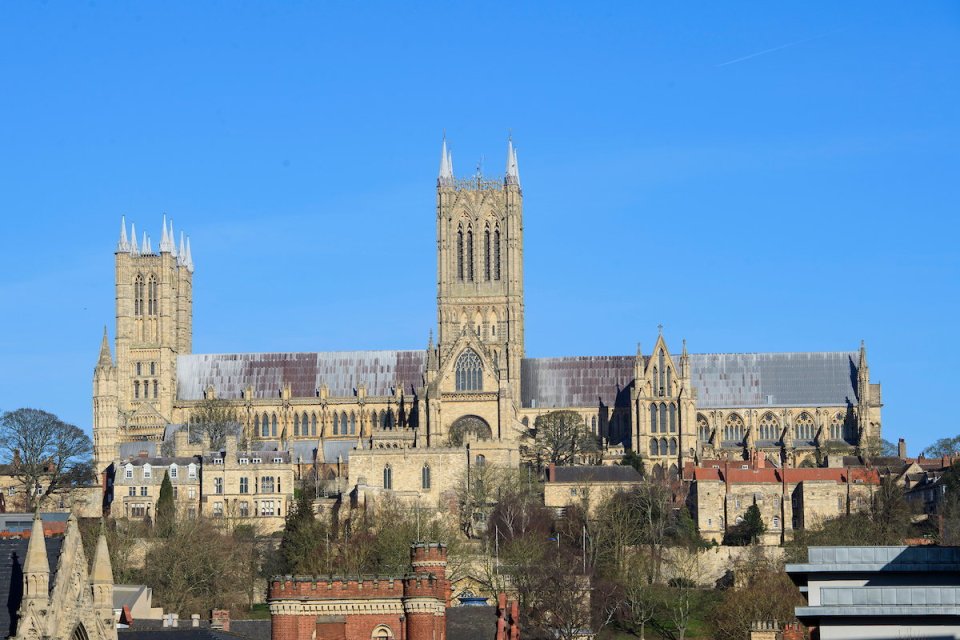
[156,471,176,536]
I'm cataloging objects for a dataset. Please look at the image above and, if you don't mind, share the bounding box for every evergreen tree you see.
[278,490,327,574]
[723,504,766,546]
[156,471,176,536]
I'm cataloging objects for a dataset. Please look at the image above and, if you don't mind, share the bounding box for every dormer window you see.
[169,465,178,479]
[125,465,133,479]
[239,458,249,465]
[142,464,152,479]
[252,457,262,464]
[188,464,197,479]
[273,457,283,464]
[213,458,224,465]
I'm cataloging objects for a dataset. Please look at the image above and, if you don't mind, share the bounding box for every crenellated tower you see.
[435,138,525,404]
[94,215,194,465]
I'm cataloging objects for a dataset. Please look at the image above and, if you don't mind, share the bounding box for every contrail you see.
[717,29,841,67]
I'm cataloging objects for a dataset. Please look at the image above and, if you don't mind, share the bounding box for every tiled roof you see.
[0,536,65,637]
[177,351,427,401]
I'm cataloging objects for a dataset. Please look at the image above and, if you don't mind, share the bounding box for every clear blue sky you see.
[1,2,957,454]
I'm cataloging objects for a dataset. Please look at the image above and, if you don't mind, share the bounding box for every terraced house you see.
[93,138,883,501]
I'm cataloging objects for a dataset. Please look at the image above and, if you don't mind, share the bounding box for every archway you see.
[448,415,492,446]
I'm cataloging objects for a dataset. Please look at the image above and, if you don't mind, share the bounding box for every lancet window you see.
[494,227,501,280]
[484,227,491,281]
[147,275,158,316]
[456,227,464,281]
[795,412,815,441]
[829,412,844,440]
[697,414,711,442]
[455,349,483,391]
[466,229,475,281]
[134,275,145,316]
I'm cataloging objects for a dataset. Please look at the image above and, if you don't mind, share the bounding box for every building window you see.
[293,414,299,436]
[311,413,317,436]
[214,478,223,494]
[383,465,393,490]
[669,404,676,433]
[697,414,710,442]
[173,486,178,499]
[649,404,657,434]
[271,414,278,437]
[260,477,275,493]
[795,412,815,441]
[650,438,659,456]
[332,412,339,435]
[213,458,223,465]
[187,507,197,519]
[150,361,156,375]
[350,412,356,435]
[457,227,464,281]
[140,486,148,496]
[239,457,249,465]
[476,454,485,467]
[188,464,197,479]
[136,362,142,376]
[213,502,223,517]
[466,228,474,281]
[142,465,152,479]
[772,516,781,529]
[422,465,431,490]
[455,349,483,391]
[670,438,677,455]
[188,487,196,499]
[131,504,146,518]
[484,227,491,281]
[239,501,249,517]
[169,465,178,479]
[147,275,158,316]
[252,457,262,464]
[830,412,845,441]
[125,466,133,479]
[494,228,501,280]
[724,414,745,443]
[759,412,780,441]
[240,477,249,494]
[128,486,136,497]
[372,626,393,640]
[134,275,144,316]
[134,381,140,399]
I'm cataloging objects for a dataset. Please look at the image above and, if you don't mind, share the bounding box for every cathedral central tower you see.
[434,138,525,415]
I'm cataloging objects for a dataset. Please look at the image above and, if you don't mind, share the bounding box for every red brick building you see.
[270,543,451,640]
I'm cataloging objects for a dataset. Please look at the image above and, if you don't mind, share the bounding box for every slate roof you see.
[120,619,271,640]
[177,351,427,401]
[446,606,497,640]
[521,356,635,408]
[0,536,65,637]
[551,466,643,483]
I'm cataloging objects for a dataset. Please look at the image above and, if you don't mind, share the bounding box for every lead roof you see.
[177,350,860,410]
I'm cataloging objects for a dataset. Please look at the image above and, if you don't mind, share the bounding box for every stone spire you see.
[439,137,454,186]
[97,327,113,368]
[22,512,49,600]
[168,219,177,258]
[185,237,194,272]
[680,339,689,377]
[141,232,150,255]
[159,214,173,253]
[505,138,520,186]
[178,232,187,266]
[130,223,139,254]
[118,216,130,253]
[90,524,113,584]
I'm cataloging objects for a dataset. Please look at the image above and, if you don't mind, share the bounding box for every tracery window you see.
[350,412,357,435]
[649,404,657,433]
[456,227,464,281]
[759,412,780,442]
[669,404,676,433]
[455,349,483,391]
[669,438,677,456]
[342,411,349,436]
[650,438,659,456]
[795,412,815,441]
[293,414,300,437]
[147,275,158,316]
[332,413,339,435]
[723,413,745,443]
[659,403,667,433]
[494,228,501,280]
[134,275,145,316]
[830,412,844,440]
[271,414,278,437]
[697,414,711,442]
[311,413,317,436]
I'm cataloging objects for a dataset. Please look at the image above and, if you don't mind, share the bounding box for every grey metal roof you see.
[177,351,427,401]
[521,356,635,408]
[688,352,859,408]
[787,546,960,575]
[322,440,357,464]
[521,352,859,409]
[119,441,159,458]
[289,441,318,463]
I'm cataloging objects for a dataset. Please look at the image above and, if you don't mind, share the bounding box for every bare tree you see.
[0,408,94,510]
[618,553,661,640]
[187,398,242,450]
[521,410,598,471]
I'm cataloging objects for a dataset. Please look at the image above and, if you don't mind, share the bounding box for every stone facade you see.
[542,464,644,516]
[689,454,881,544]
[92,139,883,505]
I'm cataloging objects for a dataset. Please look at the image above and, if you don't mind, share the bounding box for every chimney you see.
[547,463,556,483]
[757,451,765,468]
[781,622,805,640]
[898,438,907,459]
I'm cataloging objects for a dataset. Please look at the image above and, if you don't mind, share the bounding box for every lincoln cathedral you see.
[93,137,883,493]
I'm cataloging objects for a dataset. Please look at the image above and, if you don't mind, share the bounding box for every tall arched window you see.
[484,227,491,281]
[262,413,269,437]
[724,414,745,443]
[795,412,815,441]
[658,350,666,395]
[341,411,349,436]
[669,438,677,455]
[456,227,464,281]
[455,349,483,391]
[254,414,260,436]
[332,413,339,435]
[271,414,278,437]
[466,229,474,281]
[659,437,668,455]
[311,413,317,436]
[697,414,711,442]
[293,414,300,437]
[147,275,158,316]
[350,412,357,435]
[591,416,597,433]
[652,367,658,397]
[493,227,501,280]
[830,412,844,440]
[153,380,158,398]
[134,381,140,399]
[650,438,659,456]
[650,404,658,433]
[383,465,393,490]
[759,412,780,441]
[659,403,668,433]
[134,275,145,316]
[421,465,431,490]
[669,404,676,433]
